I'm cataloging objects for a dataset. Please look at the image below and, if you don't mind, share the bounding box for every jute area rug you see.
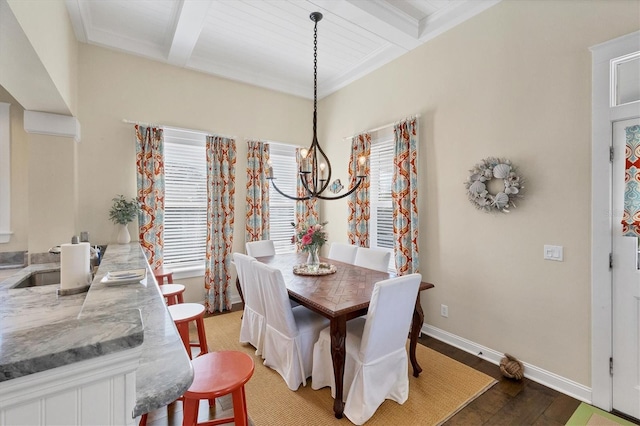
[203,311,496,425]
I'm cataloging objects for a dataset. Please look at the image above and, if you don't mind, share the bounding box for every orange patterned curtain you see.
[205,136,236,313]
[347,133,371,247]
[392,118,419,275]
[246,140,270,242]
[622,125,640,237]
[135,125,164,270]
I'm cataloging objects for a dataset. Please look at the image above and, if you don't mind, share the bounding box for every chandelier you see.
[267,12,366,201]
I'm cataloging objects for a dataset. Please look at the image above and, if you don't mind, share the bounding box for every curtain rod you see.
[342,114,421,140]
[122,119,236,140]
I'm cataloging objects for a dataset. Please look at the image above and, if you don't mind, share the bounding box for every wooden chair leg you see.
[176,322,192,359]
[196,317,208,356]
[231,386,249,426]
[182,397,199,426]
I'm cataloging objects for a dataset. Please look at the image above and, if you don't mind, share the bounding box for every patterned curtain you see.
[135,125,164,270]
[205,136,236,313]
[347,133,371,247]
[622,124,640,237]
[295,147,319,229]
[392,118,420,275]
[246,140,270,242]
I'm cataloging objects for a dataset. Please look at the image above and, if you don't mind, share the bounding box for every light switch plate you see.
[544,245,563,261]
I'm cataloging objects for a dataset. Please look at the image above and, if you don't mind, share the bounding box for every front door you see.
[612,117,640,420]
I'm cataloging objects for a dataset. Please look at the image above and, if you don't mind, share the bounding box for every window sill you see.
[167,264,205,280]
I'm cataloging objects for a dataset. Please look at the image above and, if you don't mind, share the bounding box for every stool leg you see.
[177,292,184,304]
[182,397,199,426]
[139,413,147,426]
[167,274,173,284]
[231,386,249,426]
[196,317,208,356]
[176,322,192,359]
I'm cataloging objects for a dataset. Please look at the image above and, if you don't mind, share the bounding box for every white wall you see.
[319,0,640,387]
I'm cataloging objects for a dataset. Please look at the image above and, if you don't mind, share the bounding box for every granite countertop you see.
[79,244,194,417]
[0,243,194,418]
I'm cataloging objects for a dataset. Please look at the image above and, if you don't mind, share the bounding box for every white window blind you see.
[163,127,207,269]
[268,142,298,254]
[369,128,395,272]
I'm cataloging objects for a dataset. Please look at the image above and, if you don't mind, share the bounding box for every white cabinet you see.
[0,346,141,425]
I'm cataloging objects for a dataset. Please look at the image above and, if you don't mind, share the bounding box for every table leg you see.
[409,292,424,377]
[330,317,347,419]
[236,276,245,310]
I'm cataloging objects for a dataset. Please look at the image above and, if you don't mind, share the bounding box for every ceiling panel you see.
[65,0,500,99]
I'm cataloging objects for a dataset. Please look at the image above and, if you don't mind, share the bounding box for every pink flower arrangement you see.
[291,221,328,252]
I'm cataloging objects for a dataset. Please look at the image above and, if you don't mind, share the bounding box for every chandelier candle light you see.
[266,12,366,200]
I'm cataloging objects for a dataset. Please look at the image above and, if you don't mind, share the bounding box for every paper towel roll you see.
[60,242,91,290]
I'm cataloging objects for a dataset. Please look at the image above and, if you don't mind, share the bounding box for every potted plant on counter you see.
[109,195,139,244]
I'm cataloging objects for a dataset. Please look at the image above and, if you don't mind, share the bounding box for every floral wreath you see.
[464,157,524,213]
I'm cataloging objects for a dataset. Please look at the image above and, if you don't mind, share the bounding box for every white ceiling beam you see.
[418,0,501,43]
[167,0,213,67]
[0,0,71,115]
[64,0,88,43]
[309,0,421,50]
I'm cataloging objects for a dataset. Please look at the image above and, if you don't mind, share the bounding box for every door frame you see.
[591,30,640,411]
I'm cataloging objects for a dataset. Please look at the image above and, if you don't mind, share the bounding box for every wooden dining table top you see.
[254,252,434,319]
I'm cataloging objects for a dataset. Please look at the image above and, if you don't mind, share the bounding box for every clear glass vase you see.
[306,245,320,273]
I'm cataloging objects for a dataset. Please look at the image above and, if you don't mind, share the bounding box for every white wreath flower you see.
[464,157,524,213]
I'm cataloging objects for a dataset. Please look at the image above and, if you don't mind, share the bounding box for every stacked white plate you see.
[101,268,147,286]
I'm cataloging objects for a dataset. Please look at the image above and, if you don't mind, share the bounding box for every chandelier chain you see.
[266,12,365,201]
[313,18,318,136]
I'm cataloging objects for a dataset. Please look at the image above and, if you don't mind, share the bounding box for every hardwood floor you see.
[422,335,582,425]
[147,308,586,426]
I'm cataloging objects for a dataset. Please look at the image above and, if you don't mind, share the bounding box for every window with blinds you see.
[268,142,298,254]
[163,127,208,270]
[369,128,395,272]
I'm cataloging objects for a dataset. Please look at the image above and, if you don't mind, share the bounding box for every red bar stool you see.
[182,351,255,426]
[153,266,173,285]
[161,283,185,305]
[168,303,208,359]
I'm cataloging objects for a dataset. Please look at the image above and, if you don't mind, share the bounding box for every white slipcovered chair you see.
[234,253,267,358]
[353,247,391,272]
[246,240,276,257]
[311,273,422,425]
[255,261,329,391]
[328,242,359,265]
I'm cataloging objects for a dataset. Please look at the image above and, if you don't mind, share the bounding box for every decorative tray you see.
[101,268,147,286]
[293,263,337,276]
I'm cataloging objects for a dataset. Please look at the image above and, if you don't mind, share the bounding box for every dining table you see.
[254,252,435,419]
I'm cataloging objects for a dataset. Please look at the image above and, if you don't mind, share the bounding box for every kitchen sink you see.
[12,270,61,288]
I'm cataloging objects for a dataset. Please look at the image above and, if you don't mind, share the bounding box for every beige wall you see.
[28,134,78,253]
[75,44,311,246]
[74,44,312,300]
[6,0,77,115]
[0,87,28,252]
[319,0,640,386]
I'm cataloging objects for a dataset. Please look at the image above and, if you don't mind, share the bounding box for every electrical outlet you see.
[440,304,448,318]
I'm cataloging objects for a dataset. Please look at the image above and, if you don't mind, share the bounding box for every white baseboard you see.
[422,323,593,404]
